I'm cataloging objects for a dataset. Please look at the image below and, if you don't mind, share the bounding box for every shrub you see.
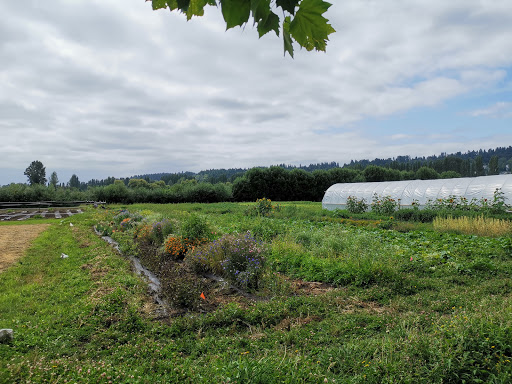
[186,232,267,291]
[163,235,199,260]
[181,214,211,241]
[246,198,280,217]
[221,232,266,290]
[112,210,143,232]
[371,194,399,215]
[346,195,368,213]
[393,208,436,223]
[150,219,175,245]
[134,223,153,244]
[393,208,415,222]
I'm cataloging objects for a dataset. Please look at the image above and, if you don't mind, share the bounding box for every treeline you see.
[0,181,231,204]
[130,163,340,187]
[2,163,509,205]
[232,165,469,202]
[346,147,512,175]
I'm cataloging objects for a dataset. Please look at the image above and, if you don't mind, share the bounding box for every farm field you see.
[1,202,512,383]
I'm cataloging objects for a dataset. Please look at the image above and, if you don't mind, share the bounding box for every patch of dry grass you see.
[433,216,512,237]
[0,224,50,272]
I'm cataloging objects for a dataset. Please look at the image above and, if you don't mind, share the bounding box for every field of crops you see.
[1,201,512,383]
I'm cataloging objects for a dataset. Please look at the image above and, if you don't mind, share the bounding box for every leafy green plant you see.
[150,218,175,244]
[246,198,280,217]
[163,235,198,261]
[95,221,113,236]
[346,195,368,214]
[251,217,287,241]
[371,194,399,215]
[112,210,143,232]
[221,232,266,290]
[489,188,510,213]
[187,232,267,291]
[181,214,211,241]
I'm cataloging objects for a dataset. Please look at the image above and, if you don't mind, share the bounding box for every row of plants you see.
[345,188,510,217]
[96,206,272,310]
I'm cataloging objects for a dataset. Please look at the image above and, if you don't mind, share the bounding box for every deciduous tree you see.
[24,160,47,185]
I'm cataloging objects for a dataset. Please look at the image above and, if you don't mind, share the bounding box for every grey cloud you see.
[1,0,512,184]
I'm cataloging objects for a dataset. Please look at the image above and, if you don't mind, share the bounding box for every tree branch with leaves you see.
[148,0,335,57]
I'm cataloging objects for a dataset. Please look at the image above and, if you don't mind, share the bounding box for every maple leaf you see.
[283,16,294,57]
[251,0,279,37]
[151,0,168,10]
[184,0,213,20]
[276,0,300,15]
[289,0,335,52]
[221,0,251,29]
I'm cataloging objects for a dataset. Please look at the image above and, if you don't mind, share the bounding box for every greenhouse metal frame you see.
[322,175,512,210]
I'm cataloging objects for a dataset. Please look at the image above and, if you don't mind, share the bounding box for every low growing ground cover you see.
[1,202,512,383]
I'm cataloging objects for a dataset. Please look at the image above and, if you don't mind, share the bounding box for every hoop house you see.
[322,175,512,210]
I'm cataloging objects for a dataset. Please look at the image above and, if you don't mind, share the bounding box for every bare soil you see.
[0,224,50,272]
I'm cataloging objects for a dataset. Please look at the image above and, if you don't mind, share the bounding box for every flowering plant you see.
[246,198,280,217]
[371,194,399,215]
[346,195,368,214]
[164,235,199,260]
[186,231,267,290]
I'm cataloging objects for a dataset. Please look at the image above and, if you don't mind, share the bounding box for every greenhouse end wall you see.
[321,175,512,211]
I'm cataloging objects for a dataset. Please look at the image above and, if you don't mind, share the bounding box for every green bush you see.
[371,194,399,215]
[181,214,212,241]
[346,195,368,213]
[186,232,267,291]
[150,218,175,244]
[246,198,280,217]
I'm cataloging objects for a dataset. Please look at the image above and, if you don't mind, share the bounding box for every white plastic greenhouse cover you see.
[322,175,512,210]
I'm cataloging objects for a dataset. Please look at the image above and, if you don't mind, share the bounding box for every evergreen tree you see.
[474,156,484,176]
[488,155,499,175]
[49,171,59,188]
[69,174,80,189]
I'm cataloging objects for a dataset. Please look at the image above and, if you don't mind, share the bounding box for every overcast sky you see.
[1,0,511,185]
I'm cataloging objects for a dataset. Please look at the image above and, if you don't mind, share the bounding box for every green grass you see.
[1,203,512,383]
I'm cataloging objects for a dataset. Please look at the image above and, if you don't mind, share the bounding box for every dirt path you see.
[0,224,50,272]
